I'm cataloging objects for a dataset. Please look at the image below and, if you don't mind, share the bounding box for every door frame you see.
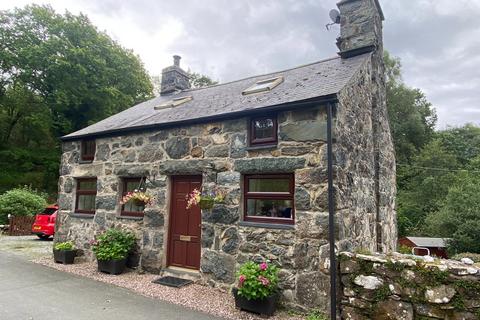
[166,175,202,270]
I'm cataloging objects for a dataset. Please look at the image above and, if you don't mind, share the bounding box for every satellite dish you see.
[329,9,341,24]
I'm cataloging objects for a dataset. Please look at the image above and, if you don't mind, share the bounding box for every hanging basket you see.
[199,199,215,210]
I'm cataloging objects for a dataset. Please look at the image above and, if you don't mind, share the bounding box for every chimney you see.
[336,0,384,58]
[160,55,191,95]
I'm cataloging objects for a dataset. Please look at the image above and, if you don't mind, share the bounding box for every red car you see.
[32,204,58,239]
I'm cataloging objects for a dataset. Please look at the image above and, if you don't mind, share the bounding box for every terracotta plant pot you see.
[199,198,215,210]
[97,258,127,275]
[53,249,76,265]
[232,287,278,317]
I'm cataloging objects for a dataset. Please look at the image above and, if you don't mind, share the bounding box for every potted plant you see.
[232,261,279,316]
[91,228,136,275]
[186,188,225,210]
[53,241,76,264]
[121,189,154,207]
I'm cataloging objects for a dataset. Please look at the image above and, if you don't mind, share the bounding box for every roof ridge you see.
[178,55,341,94]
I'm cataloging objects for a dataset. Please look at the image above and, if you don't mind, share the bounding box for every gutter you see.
[326,101,338,319]
[60,94,338,141]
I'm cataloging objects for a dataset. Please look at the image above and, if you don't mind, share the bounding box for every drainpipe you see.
[326,101,337,320]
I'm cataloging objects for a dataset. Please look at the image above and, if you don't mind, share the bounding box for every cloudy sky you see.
[1,0,479,128]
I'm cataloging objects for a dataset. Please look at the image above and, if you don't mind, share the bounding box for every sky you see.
[1,0,479,129]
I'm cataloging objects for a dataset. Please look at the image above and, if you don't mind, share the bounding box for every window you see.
[121,178,145,217]
[75,178,97,214]
[249,116,278,146]
[244,174,294,224]
[242,76,284,95]
[154,96,193,110]
[81,139,96,162]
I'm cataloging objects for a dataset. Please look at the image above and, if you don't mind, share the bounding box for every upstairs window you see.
[81,139,96,162]
[75,178,97,214]
[249,115,278,146]
[121,178,145,217]
[242,76,284,95]
[244,174,294,225]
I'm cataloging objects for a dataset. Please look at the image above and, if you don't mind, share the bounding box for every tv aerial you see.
[326,9,340,30]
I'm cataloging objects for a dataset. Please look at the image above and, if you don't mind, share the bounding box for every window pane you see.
[78,180,96,191]
[253,118,275,139]
[125,180,141,192]
[248,178,290,193]
[77,194,96,211]
[123,200,144,213]
[246,199,293,219]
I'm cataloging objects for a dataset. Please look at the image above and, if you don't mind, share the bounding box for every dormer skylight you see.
[242,76,284,95]
[154,96,193,110]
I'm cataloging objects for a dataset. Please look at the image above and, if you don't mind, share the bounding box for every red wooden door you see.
[168,176,202,270]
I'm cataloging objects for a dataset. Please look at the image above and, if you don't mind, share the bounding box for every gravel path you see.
[33,257,305,320]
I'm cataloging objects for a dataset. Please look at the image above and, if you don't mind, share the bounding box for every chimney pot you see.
[173,55,181,67]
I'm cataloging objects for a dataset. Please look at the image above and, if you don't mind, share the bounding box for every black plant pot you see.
[126,252,140,269]
[232,288,278,316]
[97,258,127,275]
[53,249,76,264]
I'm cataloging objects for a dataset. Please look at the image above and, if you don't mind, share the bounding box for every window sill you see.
[246,144,277,151]
[78,160,94,164]
[70,213,95,219]
[117,215,144,221]
[238,221,295,230]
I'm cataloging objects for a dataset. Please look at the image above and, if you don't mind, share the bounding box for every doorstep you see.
[161,266,201,282]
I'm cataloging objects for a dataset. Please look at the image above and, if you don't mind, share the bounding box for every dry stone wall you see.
[340,252,480,319]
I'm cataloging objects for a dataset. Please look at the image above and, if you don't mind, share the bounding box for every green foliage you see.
[188,72,218,89]
[54,241,75,251]
[306,309,328,320]
[452,253,480,263]
[398,245,412,255]
[91,229,136,261]
[0,186,47,224]
[373,284,391,302]
[236,261,279,300]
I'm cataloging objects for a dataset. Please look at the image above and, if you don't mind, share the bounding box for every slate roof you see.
[63,53,370,140]
[406,237,449,248]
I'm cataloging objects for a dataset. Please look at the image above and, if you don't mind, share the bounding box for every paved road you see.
[0,251,220,320]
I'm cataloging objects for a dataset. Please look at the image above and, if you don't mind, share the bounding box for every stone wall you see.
[339,252,480,319]
[56,106,333,310]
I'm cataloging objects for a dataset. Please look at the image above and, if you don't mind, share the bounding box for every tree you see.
[188,71,218,89]
[0,5,153,136]
[426,172,480,254]
[384,51,437,164]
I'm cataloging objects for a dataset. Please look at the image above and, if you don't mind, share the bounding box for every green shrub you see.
[54,241,75,251]
[306,309,328,320]
[452,253,480,263]
[0,186,47,224]
[236,261,279,300]
[398,245,412,254]
[91,229,136,261]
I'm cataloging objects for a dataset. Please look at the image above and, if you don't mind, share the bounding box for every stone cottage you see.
[56,0,396,311]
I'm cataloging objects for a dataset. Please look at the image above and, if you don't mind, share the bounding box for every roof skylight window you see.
[242,76,284,95]
[154,96,193,110]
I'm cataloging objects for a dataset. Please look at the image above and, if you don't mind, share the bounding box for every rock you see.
[216,171,240,185]
[295,187,311,210]
[138,145,163,162]
[96,144,110,161]
[135,137,144,146]
[148,131,169,142]
[205,144,229,158]
[203,205,239,224]
[144,210,164,227]
[296,272,330,308]
[234,157,305,173]
[95,195,116,211]
[353,275,383,290]
[152,232,163,247]
[201,224,214,248]
[281,146,312,156]
[414,304,447,318]
[230,133,246,158]
[461,257,474,265]
[158,160,209,174]
[279,120,328,141]
[93,212,106,228]
[165,137,190,159]
[424,285,456,304]
[423,256,435,262]
[200,250,235,282]
[341,306,370,320]
[372,300,413,320]
[221,227,239,254]
[190,146,203,158]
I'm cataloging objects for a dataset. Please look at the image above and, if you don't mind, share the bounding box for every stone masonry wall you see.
[56,105,333,310]
[339,252,480,319]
